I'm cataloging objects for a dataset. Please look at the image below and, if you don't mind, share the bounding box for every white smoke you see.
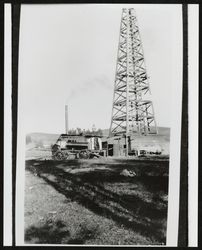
[66,74,112,103]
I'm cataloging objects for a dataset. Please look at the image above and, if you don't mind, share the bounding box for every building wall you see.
[130,135,170,155]
[104,134,170,156]
[113,143,126,156]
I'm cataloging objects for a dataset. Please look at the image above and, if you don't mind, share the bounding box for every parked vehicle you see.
[51,133,106,160]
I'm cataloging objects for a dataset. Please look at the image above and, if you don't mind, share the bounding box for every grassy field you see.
[26,148,52,160]
[24,158,169,245]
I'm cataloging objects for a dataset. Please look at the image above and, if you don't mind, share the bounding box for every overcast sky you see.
[18,4,182,134]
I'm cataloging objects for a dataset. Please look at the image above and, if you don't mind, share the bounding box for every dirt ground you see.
[24,158,169,245]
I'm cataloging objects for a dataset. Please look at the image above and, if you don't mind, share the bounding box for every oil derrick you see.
[110,8,158,137]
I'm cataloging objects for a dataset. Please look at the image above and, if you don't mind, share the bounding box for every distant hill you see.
[26,133,59,149]
[101,129,110,137]
[26,127,170,149]
[156,127,170,136]
[101,127,170,137]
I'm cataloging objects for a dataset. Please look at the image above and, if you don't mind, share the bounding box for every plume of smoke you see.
[66,74,111,103]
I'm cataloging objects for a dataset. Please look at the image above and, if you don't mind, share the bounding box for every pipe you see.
[65,105,68,134]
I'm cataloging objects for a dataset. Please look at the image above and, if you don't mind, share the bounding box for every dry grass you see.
[24,158,169,245]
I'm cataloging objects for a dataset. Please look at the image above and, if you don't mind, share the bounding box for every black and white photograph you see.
[3,2,199,247]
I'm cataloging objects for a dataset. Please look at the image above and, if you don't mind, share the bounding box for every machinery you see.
[51,133,106,160]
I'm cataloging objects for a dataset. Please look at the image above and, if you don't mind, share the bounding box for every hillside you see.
[26,127,170,150]
[102,127,170,137]
[26,133,59,149]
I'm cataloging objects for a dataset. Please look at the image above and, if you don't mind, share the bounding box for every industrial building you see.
[101,133,169,157]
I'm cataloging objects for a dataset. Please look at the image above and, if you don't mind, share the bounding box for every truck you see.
[51,133,106,160]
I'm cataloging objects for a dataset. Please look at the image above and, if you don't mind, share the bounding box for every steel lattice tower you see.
[110,8,158,137]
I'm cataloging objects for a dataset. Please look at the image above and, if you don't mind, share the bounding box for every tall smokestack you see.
[65,105,68,134]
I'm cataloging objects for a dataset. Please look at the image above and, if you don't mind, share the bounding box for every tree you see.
[76,127,82,134]
[26,135,32,144]
[85,129,91,135]
[96,128,103,136]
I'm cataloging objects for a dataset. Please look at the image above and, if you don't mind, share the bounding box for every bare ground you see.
[24,158,169,245]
